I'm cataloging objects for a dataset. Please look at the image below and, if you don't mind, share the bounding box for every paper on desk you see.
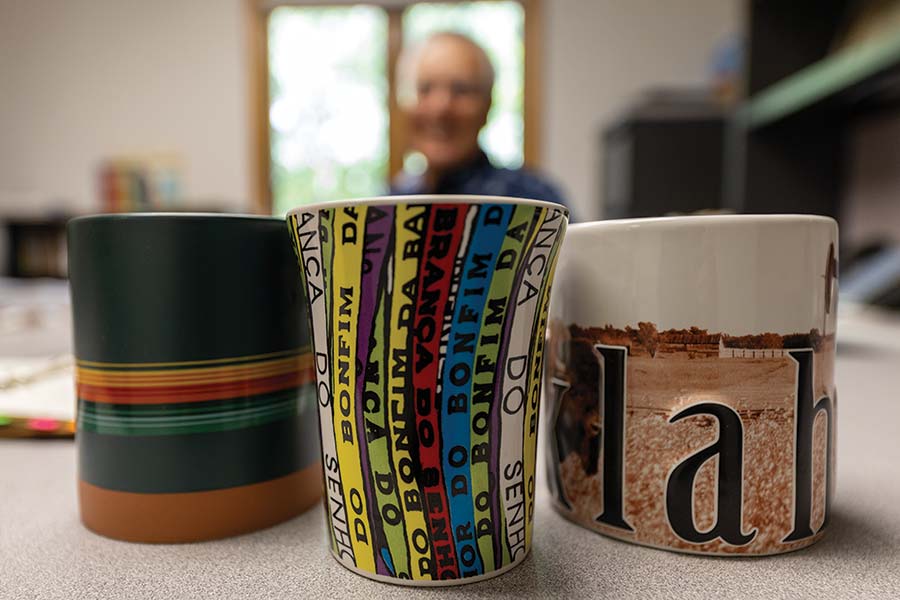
[0,357,75,437]
[0,359,75,421]
[0,278,76,436]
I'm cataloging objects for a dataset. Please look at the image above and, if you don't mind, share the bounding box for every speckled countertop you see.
[3,328,900,599]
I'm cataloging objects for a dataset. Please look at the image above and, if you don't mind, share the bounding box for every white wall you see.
[542,0,741,220]
[0,0,250,215]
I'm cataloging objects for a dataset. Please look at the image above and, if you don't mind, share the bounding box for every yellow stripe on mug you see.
[331,206,375,573]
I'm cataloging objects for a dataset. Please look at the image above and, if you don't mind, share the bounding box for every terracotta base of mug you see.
[79,462,322,543]
[550,500,825,557]
[329,546,530,587]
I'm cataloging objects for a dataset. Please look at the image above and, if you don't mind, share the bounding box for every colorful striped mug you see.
[287,196,567,585]
[68,214,321,542]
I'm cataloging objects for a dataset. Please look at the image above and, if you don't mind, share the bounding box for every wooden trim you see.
[387,7,407,181]
[522,0,542,169]
[246,0,271,214]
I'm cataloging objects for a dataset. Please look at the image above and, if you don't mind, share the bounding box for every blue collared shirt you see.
[390,150,572,218]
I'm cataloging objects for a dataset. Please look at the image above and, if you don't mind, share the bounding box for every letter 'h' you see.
[784,349,834,542]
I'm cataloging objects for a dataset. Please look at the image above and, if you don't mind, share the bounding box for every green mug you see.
[68,213,321,542]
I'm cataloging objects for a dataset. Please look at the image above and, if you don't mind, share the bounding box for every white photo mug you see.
[544,215,838,555]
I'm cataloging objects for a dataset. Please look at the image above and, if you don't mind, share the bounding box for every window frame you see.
[246,0,543,214]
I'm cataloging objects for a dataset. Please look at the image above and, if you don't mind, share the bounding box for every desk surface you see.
[2,320,900,599]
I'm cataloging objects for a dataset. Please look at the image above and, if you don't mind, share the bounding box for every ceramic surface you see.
[68,214,320,542]
[544,215,838,555]
[287,196,567,583]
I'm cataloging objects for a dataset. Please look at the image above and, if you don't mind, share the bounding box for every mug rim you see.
[68,213,280,226]
[285,194,567,216]
[568,213,836,232]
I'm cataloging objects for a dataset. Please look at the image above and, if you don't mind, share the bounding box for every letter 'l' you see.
[594,345,634,532]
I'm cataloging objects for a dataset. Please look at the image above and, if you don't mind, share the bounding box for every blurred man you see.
[392,32,569,212]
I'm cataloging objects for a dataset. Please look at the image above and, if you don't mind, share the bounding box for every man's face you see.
[409,37,491,173]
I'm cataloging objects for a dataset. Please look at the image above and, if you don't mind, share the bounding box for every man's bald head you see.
[398,31,495,109]
[399,32,495,175]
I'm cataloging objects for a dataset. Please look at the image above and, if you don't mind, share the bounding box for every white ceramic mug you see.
[544,215,838,555]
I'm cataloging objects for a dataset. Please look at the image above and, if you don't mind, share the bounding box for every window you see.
[268,7,389,215]
[256,1,536,215]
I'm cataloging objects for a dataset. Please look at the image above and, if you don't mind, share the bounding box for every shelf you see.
[738,30,900,129]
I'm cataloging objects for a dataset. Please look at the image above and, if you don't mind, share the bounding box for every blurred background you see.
[2,0,900,434]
